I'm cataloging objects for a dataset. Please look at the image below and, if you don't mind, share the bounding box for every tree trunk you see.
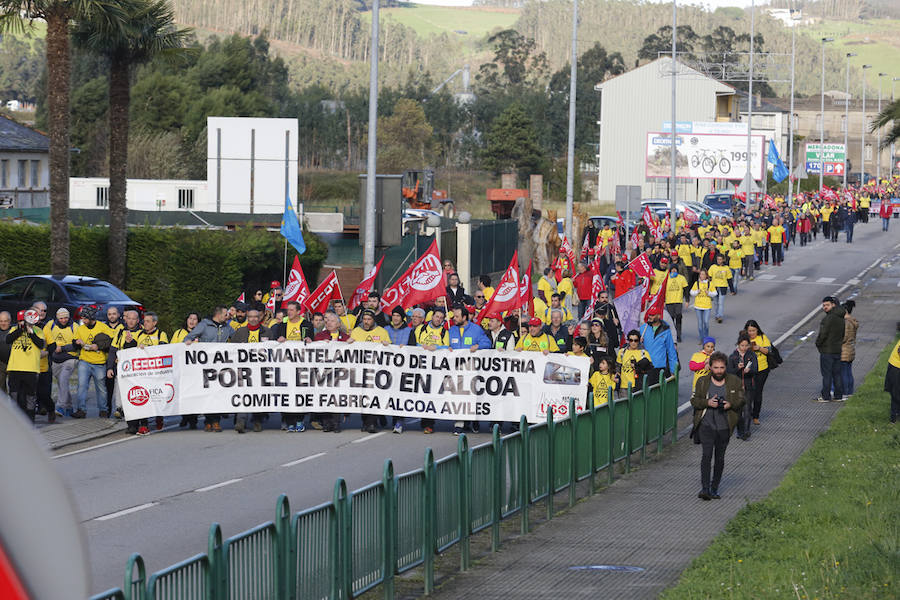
[107,55,131,288]
[45,9,71,277]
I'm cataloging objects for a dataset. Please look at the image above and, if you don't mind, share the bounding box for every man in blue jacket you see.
[639,306,679,382]
[448,304,491,435]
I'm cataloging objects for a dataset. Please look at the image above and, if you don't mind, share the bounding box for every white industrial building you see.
[595,57,740,204]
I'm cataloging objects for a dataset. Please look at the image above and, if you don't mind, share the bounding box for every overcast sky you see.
[409,1,757,9]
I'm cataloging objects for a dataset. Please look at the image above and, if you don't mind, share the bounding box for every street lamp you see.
[893,77,900,178]
[744,0,756,208]
[877,72,888,181]
[843,52,857,189]
[788,5,800,198]
[861,64,872,185]
[819,37,833,192]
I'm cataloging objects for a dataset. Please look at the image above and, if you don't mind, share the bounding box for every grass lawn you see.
[661,337,900,600]
[800,19,900,90]
[363,3,518,39]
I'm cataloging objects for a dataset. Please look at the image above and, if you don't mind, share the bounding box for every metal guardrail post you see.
[672,365,680,445]
[641,375,649,465]
[607,391,616,485]
[589,398,598,494]
[546,408,554,520]
[423,448,435,595]
[123,553,146,600]
[658,370,666,454]
[491,424,502,552]
[519,415,530,534]
[207,524,222,600]
[382,460,395,600]
[568,397,577,508]
[625,386,632,474]
[458,434,471,571]
[334,478,350,598]
[275,494,291,599]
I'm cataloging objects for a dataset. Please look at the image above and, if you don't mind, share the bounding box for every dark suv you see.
[0,275,142,320]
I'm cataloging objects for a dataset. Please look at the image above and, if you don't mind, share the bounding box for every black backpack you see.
[768,344,784,369]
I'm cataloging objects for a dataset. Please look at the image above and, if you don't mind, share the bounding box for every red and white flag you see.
[580,273,606,323]
[579,233,590,261]
[266,295,275,312]
[643,273,668,321]
[282,255,311,308]
[236,292,245,303]
[630,228,641,250]
[682,206,699,224]
[303,271,343,314]
[518,260,534,317]
[627,252,654,279]
[560,236,577,271]
[476,251,520,322]
[380,240,444,311]
[348,256,383,311]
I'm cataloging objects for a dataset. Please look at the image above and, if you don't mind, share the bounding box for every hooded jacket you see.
[841,314,859,363]
[639,320,679,374]
[185,318,234,343]
[815,305,846,355]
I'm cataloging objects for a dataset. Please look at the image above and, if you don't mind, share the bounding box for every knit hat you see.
[56,307,70,318]
[702,336,715,346]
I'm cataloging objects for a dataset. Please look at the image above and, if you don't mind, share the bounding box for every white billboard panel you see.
[645,132,765,180]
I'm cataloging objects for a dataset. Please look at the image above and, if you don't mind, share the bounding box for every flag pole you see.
[283,239,288,288]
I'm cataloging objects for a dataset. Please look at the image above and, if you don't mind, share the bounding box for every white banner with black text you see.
[115,342,590,424]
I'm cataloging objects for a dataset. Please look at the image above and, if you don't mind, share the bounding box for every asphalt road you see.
[52,219,899,596]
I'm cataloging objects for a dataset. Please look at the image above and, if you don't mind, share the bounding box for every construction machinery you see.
[401,169,455,217]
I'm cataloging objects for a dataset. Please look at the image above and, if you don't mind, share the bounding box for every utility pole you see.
[565,0,578,246]
[844,53,856,189]
[877,72,887,181]
[744,0,755,208]
[363,0,380,274]
[819,37,833,191]
[861,64,872,184]
[670,0,677,219]
[788,4,798,198]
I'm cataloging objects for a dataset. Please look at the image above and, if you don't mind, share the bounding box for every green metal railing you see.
[91,370,679,600]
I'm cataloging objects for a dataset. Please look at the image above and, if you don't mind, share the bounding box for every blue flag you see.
[767,139,789,183]
[281,194,306,255]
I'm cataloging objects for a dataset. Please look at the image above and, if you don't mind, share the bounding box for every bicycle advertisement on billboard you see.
[645,132,765,180]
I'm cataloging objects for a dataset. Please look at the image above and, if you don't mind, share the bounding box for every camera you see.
[712,395,726,410]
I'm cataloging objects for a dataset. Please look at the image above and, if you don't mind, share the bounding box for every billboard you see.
[805,143,846,176]
[645,132,765,180]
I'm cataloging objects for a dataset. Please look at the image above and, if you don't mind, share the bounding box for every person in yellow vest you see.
[589,356,618,407]
[726,240,744,294]
[767,218,786,267]
[542,293,573,324]
[6,309,45,421]
[616,330,652,390]
[332,298,357,332]
[708,254,732,324]
[858,194,870,224]
[664,264,689,343]
[136,312,169,347]
[27,301,54,420]
[690,270,716,341]
[515,318,559,354]
[74,306,113,419]
[170,312,200,344]
[350,310,391,434]
[689,337,716,391]
[477,275,495,301]
[820,203,833,239]
[884,337,900,424]
[751,222,767,267]
[103,306,124,417]
[413,306,449,435]
[738,226,756,280]
[45,308,78,419]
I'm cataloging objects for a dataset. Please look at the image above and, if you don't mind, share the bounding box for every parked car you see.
[0,275,142,321]
[702,192,737,213]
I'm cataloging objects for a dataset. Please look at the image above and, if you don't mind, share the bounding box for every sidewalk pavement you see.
[34,414,128,451]
[429,251,900,598]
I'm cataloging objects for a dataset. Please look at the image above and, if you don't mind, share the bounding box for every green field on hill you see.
[363,3,518,39]
[801,19,900,94]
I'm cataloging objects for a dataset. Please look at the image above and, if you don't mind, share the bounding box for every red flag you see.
[641,207,661,239]
[643,273,668,321]
[518,260,534,317]
[476,251,520,322]
[380,240,444,311]
[349,256,383,311]
[559,236,577,272]
[580,274,606,323]
[552,256,563,282]
[282,255,311,308]
[682,206,699,224]
[627,252,654,279]
[236,292,245,303]
[579,233,590,261]
[303,271,343,314]
[616,211,625,228]
[266,295,275,312]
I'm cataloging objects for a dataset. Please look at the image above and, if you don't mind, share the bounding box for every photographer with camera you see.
[690,351,744,500]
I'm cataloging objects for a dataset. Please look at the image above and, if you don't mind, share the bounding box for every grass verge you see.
[661,337,900,600]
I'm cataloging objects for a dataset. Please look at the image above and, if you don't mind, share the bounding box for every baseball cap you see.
[528,317,543,327]
[270,280,281,288]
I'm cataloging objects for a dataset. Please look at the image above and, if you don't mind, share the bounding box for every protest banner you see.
[116,342,590,424]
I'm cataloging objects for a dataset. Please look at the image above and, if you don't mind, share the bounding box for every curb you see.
[39,419,130,451]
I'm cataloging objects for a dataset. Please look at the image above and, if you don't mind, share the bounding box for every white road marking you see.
[847,278,860,285]
[756,274,777,280]
[194,478,243,493]
[351,431,387,443]
[94,502,157,521]
[53,423,181,459]
[786,276,806,282]
[816,277,835,283]
[281,452,326,468]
